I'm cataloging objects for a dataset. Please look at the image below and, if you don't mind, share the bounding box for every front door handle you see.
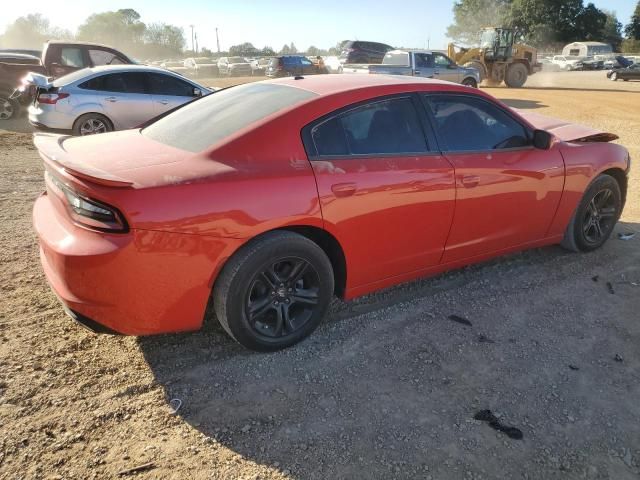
[105,96,117,102]
[461,175,480,188]
[414,70,421,75]
[159,100,169,105]
[331,182,357,198]
[433,70,440,75]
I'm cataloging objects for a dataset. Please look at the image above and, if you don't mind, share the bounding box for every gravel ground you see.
[0,71,639,480]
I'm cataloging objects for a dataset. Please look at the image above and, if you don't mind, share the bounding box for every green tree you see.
[447,0,511,44]
[142,23,185,59]
[626,1,640,39]
[289,42,298,54]
[77,9,146,53]
[574,3,607,41]
[0,13,72,49]
[279,44,291,54]
[621,38,640,52]
[260,46,276,56]
[600,11,623,50]
[306,45,320,56]
[229,42,259,56]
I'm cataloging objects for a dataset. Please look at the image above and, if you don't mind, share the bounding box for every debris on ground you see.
[614,354,624,362]
[169,398,182,415]
[618,232,636,241]
[448,315,472,327]
[474,410,524,440]
[606,282,615,294]
[592,275,599,282]
[568,364,580,371]
[478,334,495,343]
[118,462,155,476]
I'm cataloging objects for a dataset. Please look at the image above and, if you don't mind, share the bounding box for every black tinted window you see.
[148,73,193,96]
[81,73,147,93]
[426,95,529,151]
[311,97,428,157]
[143,83,317,152]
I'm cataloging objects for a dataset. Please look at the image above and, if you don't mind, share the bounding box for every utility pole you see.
[190,24,195,53]
[216,27,220,53]
[195,32,198,54]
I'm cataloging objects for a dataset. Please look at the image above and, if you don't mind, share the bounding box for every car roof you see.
[80,64,182,75]
[267,74,451,96]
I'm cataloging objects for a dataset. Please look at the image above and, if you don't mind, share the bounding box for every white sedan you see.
[27,65,212,135]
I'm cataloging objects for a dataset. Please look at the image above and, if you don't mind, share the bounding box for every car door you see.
[422,93,565,263]
[148,72,199,116]
[305,94,456,287]
[412,52,436,78]
[433,52,460,82]
[94,72,155,129]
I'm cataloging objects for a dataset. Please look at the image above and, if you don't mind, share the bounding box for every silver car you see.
[28,65,212,135]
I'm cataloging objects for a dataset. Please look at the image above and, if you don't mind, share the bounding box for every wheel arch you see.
[72,111,114,131]
[600,167,628,210]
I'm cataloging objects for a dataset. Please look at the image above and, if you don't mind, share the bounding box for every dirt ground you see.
[0,71,639,480]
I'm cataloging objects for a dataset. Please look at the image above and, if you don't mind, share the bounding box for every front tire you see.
[561,174,622,252]
[462,77,478,88]
[504,63,528,88]
[611,72,618,81]
[213,231,334,351]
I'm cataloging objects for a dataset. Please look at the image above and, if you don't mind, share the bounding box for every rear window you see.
[383,52,410,65]
[52,68,93,87]
[142,83,317,152]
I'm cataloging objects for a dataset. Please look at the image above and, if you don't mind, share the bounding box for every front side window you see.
[425,94,529,151]
[148,73,193,96]
[311,97,428,157]
[414,53,432,68]
[60,48,85,68]
[301,57,312,66]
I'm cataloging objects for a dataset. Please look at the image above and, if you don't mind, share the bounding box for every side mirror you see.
[193,88,202,97]
[533,129,552,150]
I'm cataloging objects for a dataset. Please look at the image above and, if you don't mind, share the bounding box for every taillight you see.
[38,92,69,105]
[46,170,128,233]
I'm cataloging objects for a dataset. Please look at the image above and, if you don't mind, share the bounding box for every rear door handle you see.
[331,182,357,197]
[159,100,169,105]
[462,175,480,188]
[105,96,117,102]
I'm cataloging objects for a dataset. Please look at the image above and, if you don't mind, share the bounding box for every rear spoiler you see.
[34,133,134,188]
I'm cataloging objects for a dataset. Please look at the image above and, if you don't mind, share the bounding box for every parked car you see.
[184,57,219,77]
[580,57,604,70]
[27,65,212,135]
[607,56,640,81]
[266,55,328,77]
[339,40,394,64]
[551,55,583,70]
[32,75,629,351]
[160,60,189,76]
[323,56,343,73]
[250,58,271,76]
[369,49,480,87]
[217,57,252,76]
[1,40,135,120]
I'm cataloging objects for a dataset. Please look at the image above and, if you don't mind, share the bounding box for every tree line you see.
[448,0,640,52]
[0,10,347,60]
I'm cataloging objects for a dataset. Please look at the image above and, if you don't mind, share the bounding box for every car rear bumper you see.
[33,192,242,336]
[28,104,74,130]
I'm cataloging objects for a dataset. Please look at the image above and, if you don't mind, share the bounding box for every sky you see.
[1,0,637,51]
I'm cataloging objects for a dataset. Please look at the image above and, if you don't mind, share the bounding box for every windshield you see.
[228,57,245,63]
[143,83,317,152]
[480,30,497,48]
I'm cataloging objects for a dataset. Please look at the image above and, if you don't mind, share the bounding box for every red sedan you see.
[33,75,630,350]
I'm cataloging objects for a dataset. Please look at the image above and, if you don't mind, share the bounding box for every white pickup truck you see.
[369,49,481,87]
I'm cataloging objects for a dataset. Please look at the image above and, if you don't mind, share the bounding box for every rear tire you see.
[72,113,113,136]
[213,231,334,351]
[504,63,528,88]
[561,174,622,252]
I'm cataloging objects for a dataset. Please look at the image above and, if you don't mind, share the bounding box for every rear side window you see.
[383,52,410,65]
[425,94,529,151]
[89,49,125,66]
[148,73,193,96]
[60,48,85,68]
[143,83,317,152]
[79,72,147,93]
[310,97,428,157]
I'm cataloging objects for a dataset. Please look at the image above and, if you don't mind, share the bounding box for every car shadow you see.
[138,221,640,478]
[0,115,33,134]
[498,98,548,109]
